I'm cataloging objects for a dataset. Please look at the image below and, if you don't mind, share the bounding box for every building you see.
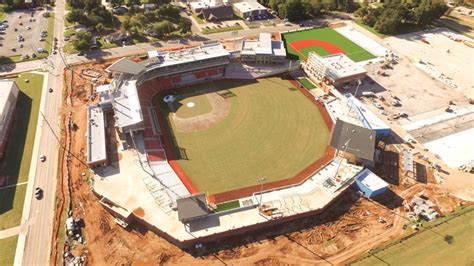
[104,43,230,141]
[304,52,367,87]
[86,105,107,167]
[353,169,388,198]
[233,1,267,19]
[199,5,234,21]
[0,80,19,159]
[176,193,209,223]
[330,119,376,162]
[241,33,286,64]
[189,0,221,13]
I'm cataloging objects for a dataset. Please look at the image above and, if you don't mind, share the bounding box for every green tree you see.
[95,22,105,32]
[66,9,88,24]
[285,0,306,22]
[178,17,192,33]
[157,4,180,20]
[72,30,93,51]
[150,20,174,38]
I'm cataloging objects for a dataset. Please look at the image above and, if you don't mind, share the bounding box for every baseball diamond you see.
[155,77,331,195]
[282,27,376,62]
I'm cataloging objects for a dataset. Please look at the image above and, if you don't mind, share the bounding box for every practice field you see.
[159,77,330,194]
[354,209,474,266]
[282,27,375,62]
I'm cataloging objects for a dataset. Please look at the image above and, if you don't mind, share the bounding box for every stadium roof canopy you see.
[176,194,209,223]
[330,119,376,161]
[106,57,145,75]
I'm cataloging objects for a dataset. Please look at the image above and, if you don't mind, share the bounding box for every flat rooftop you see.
[233,1,267,12]
[241,33,286,56]
[145,43,230,69]
[356,169,388,191]
[111,79,143,130]
[189,0,220,9]
[87,105,107,165]
[0,80,18,116]
[311,52,367,80]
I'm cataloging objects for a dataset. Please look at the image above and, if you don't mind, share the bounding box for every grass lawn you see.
[298,77,316,90]
[215,200,241,212]
[354,209,474,265]
[0,235,18,266]
[282,27,375,62]
[64,28,75,37]
[354,20,387,38]
[175,94,212,119]
[202,25,243,35]
[160,77,330,194]
[62,42,77,54]
[45,13,55,54]
[0,73,44,229]
[192,12,205,24]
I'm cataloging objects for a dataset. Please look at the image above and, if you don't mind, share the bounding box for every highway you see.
[3,4,302,265]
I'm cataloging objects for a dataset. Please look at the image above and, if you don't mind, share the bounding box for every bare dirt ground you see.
[51,60,468,265]
[172,92,231,133]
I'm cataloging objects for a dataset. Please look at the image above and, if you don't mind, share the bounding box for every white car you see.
[373,102,384,110]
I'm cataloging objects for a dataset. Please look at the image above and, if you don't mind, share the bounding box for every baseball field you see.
[282,27,375,62]
[159,77,330,194]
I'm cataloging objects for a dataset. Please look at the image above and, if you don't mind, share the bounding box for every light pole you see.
[257,177,266,208]
[334,139,351,180]
[354,79,362,98]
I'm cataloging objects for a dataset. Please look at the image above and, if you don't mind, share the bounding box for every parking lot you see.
[0,8,51,59]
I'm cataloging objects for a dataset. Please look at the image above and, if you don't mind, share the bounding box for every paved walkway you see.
[0,226,21,240]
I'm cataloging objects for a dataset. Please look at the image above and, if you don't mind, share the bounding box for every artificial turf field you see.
[282,27,375,62]
[354,209,474,266]
[161,77,330,194]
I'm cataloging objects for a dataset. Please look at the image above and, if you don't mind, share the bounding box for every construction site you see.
[48,51,473,264]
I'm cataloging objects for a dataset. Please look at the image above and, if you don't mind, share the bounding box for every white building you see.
[0,80,20,159]
[87,105,108,167]
[241,33,286,64]
[304,52,367,87]
[189,0,221,13]
[233,1,267,19]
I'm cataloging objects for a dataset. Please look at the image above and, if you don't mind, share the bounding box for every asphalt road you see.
[14,1,66,265]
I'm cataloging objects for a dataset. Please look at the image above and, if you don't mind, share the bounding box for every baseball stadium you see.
[89,35,374,247]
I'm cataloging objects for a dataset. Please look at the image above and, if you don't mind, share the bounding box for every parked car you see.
[373,102,384,110]
[391,100,401,106]
[35,187,43,200]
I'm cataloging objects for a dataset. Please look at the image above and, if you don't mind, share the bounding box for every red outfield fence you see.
[150,78,335,204]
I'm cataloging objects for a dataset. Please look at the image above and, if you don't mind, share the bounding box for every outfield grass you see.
[175,94,212,119]
[354,209,474,265]
[161,77,330,194]
[0,73,44,229]
[282,27,375,62]
[0,235,18,266]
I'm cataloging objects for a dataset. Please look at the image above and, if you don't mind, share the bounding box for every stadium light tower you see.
[257,177,266,208]
[334,139,352,180]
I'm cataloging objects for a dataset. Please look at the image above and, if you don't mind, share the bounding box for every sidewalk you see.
[0,226,21,240]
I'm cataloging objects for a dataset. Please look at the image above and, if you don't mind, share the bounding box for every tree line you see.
[355,1,448,34]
